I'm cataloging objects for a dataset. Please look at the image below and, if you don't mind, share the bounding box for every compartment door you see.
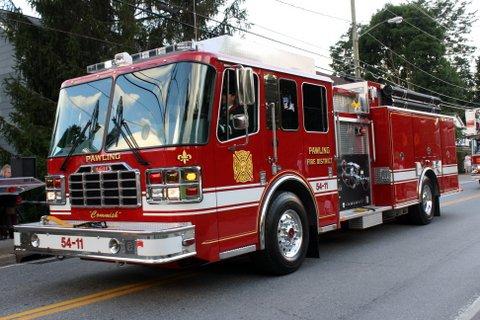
[337,121,371,210]
[390,112,417,203]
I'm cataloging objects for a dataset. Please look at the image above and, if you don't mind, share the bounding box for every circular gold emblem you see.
[233,150,253,183]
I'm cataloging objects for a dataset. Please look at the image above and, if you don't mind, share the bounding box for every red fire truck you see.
[470,140,480,182]
[14,36,459,274]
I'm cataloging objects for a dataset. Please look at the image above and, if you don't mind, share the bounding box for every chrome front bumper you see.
[14,221,196,264]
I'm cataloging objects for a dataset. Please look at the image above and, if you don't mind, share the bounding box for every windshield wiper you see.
[111,97,149,166]
[60,100,100,171]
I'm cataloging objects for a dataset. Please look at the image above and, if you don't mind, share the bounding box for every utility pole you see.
[351,0,361,78]
[193,0,198,41]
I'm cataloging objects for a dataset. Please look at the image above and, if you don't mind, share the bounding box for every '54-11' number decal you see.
[316,182,329,191]
[61,237,84,250]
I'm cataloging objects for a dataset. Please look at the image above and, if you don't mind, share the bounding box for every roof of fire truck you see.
[63,35,333,87]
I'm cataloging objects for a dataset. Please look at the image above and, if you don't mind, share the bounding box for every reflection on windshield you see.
[106,62,215,150]
[49,78,111,157]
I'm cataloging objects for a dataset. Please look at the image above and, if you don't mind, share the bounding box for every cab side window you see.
[217,69,259,142]
[279,79,298,130]
[303,83,328,132]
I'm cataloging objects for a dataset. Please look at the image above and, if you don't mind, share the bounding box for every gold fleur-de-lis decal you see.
[177,150,192,164]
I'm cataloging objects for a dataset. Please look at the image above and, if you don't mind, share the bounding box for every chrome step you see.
[340,206,392,229]
[339,206,392,222]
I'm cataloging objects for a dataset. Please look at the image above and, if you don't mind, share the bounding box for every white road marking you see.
[455,295,480,320]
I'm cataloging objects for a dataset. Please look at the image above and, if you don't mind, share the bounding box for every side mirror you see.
[232,114,248,131]
[236,67,255,106]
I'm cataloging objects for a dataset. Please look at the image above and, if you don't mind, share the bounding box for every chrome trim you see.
[14,221,196,264]
[259,174,318,250]
[69,163,141,208]
[371,122,376,162]
[318,224,337,233]
[394,200,420,209]
[219,244,256,260]
[417,167,435,199]
[338,116,371,124]
[80,252,197,264]
[340,206,392,222]
[334,113,340,158]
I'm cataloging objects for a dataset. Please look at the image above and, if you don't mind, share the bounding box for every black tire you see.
[408,177,436,225]
[252,192,309,275]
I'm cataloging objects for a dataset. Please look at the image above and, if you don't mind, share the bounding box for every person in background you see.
[464,155,472,174]
[0,164,16,239]
[0,164,11,178]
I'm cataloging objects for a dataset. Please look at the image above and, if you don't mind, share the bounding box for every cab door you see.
[263,74,303,174]
[214,67,264,253]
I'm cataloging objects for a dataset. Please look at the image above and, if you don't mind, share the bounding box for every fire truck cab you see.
[14,36,460,274]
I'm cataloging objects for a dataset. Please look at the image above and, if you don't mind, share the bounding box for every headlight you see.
[31,234,40,248]
[108,238,121,254]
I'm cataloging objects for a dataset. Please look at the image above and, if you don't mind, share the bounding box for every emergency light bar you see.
[86,40,197,74]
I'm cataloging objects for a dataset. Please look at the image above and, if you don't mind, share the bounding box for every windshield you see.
[49,78,112,157]
[105,62,215,151]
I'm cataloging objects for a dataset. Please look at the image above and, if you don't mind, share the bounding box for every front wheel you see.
[408,177,436,225]
[252,192,309,275]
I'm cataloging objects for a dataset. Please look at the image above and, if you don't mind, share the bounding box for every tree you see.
[0,0,248,176]
[329,0,476,112]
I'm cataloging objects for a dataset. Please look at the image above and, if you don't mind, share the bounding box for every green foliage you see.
[329,0,477,111]
[0,0,248,177]
[0,147,11,165]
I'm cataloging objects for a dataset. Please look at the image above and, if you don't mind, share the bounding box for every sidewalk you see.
[0,238,15,267]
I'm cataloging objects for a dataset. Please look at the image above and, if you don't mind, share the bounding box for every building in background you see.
[0,10,16,154]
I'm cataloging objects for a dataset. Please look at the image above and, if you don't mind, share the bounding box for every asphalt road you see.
[1,179,480,320]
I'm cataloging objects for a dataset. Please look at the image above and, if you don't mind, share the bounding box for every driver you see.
[218,87,244,140]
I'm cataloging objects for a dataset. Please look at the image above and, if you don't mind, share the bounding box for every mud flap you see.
[306,225,320,258]
[434,196,441,217]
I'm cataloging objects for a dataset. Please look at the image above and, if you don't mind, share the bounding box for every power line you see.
[365,32,474,93]
[359,59,479,107]
[265,1,477,95]
[271,0,350,23]
[5,1,476,109]
[1,13,135,50]
[113,0,217,38]
[317,64,472,111]
[384,8,444,43]
[408,1,447,30]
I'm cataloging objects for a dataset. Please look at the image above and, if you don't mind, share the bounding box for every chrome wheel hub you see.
[277,209,303,261]
[422,184,433,217]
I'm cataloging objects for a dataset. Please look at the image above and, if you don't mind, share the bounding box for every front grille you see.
[69,166,140,207]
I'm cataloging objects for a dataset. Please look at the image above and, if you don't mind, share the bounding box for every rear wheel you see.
[408,177,436,225]
[253,192,309,275]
